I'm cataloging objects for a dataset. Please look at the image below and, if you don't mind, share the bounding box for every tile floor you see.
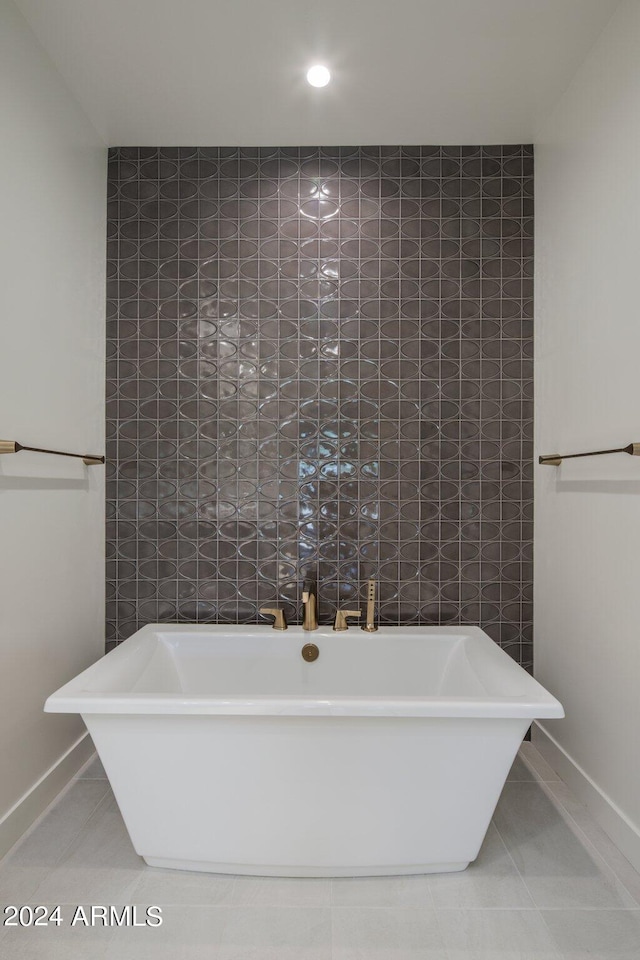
[0,743,639,958]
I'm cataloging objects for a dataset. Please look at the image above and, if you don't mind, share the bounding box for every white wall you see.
[535,0,640,869]
[0,0,106,853]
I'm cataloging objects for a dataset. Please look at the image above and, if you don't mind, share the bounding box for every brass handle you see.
[333,609,361,632]
[259,606,287,630]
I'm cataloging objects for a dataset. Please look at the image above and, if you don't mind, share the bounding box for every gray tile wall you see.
[106,145,533,667]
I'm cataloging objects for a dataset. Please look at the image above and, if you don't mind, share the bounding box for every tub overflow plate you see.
[301,643,319,662]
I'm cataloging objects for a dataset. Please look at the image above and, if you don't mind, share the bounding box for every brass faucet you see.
[302,581,318,631]
[259,606,287,630]
[333,608,361,632]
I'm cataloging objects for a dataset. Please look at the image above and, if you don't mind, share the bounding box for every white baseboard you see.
[0,732,94,860]
[533,722,640,874]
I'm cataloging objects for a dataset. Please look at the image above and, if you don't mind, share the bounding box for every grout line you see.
[543,779,640,901]
[536,904,568,960]
[0,770,110,868]
[13,898,636,912]
[28,786,117,885]
[329,894,334,958]
[490,814,538,911]
[72,752,104,780]
[500,753,640,911]
[516,742,560,782]
[429,898,454,960]
[540,780,640,909]
[494,748,636,926]
[535,777,639,902]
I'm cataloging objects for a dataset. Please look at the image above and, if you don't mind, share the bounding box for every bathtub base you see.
[87,712,528,879]
[143,856,470,878]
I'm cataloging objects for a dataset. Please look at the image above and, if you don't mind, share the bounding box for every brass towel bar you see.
[539,442,640,466]
[0,440,105,466]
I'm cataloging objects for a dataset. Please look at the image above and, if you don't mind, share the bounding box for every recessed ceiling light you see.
[306,64,331,88]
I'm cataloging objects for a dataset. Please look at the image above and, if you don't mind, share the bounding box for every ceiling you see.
[16,0,618,145]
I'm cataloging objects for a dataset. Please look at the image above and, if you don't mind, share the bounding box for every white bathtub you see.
[45,624,563,877]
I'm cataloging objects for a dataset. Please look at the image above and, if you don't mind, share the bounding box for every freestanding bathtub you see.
[45,624,563,876]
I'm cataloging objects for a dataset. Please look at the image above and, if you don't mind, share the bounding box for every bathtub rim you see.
[44,623,564,720]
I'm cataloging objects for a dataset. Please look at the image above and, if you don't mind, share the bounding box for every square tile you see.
[332,874,432,908]
[436,908,562,960]
[31,792,145,904]
[545,779,640,907]
[105,904,227,960]
[217,906,331,960]
[129,864,236,906]
[231,876,331,907]
[332,906,446,960]
[0,780,110,902]
[0,904,114,960]
[541,909,640,960]
[494,781,637,909]
[428,823,534,908]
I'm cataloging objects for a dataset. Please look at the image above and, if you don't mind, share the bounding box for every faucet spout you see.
[302,580,318,631]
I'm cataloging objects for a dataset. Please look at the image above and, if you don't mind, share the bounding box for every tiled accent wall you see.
[106,145,533,667]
